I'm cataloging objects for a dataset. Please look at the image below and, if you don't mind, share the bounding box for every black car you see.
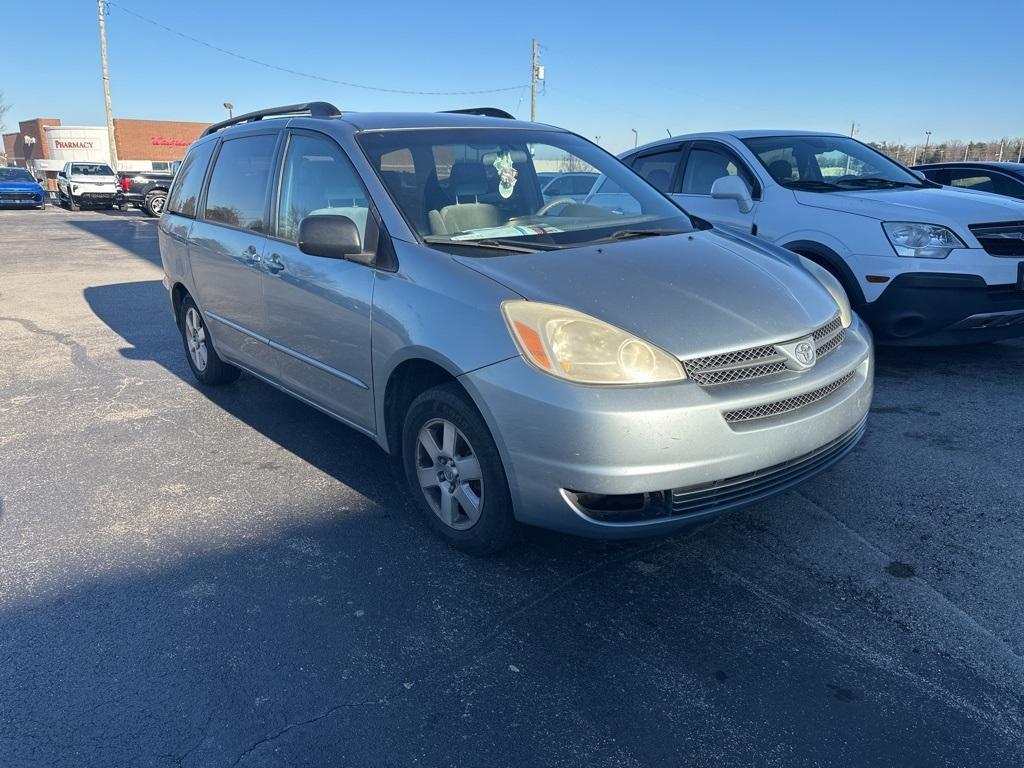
[912,161,1024,201]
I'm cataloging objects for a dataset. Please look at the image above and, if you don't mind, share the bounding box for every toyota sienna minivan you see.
[158,103,873,553]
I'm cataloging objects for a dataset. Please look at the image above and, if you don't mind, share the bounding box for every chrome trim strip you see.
[205,310,270,344]
[205,310,368,390]
[267,340,369,390]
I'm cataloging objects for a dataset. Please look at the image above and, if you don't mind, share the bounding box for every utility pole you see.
[530,39,539,122]
[1018,141,1023,163]
[97,0,119,170]
[998,139,1004,162]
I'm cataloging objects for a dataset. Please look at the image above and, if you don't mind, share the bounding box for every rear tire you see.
[402,382,517,555]
[178,295,240,386]
[144,191,167,217]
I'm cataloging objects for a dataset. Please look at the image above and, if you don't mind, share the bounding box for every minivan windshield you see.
[70,163,115,176]
[743,135,925,192]
[358,128,693,251]
[0,168,34,182]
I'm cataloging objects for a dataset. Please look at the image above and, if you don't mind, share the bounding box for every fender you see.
[781,239,867,306]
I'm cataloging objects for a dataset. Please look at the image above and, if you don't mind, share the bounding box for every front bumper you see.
[462,317,873,538]
[861,271,1024,345]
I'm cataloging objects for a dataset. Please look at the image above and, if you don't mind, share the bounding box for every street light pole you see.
[631,128,638,148]
[223,102,234,119]
[97,0,119,170]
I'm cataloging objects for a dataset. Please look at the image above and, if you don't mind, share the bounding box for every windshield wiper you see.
[835,177,921,188]
[423,237,544,254]
[780,180,842,192]
[609,229,688,240]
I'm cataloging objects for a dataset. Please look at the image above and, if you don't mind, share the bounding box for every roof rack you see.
[201,102,342,137]
[441,107,516,120]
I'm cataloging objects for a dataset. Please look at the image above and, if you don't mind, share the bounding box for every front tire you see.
[402,383,517,554]
[67,193,79,212]
[178,296,240,385]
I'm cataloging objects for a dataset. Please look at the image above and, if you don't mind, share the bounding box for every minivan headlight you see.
[501,301,685,385]
[797,256,852,328]
[882,222,964,259]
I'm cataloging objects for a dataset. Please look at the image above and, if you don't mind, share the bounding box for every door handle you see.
[242,245,260,265]
[266,253,286,274]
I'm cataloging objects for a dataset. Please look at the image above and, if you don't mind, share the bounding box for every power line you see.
[105,2,528,97]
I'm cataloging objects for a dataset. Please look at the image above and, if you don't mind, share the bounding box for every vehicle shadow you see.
[81,278,625,557]
[66,218,162,267]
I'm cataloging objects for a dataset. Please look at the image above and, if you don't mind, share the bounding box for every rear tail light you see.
[120,176,131,192]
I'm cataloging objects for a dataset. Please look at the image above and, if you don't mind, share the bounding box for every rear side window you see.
[167,140,215,217]
[203,134,278,232]
[947,169,1024,199]
[632,150,682,192]
[276,132,372,245]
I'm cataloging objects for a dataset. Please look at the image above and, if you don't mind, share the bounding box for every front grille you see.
[723,371,855,423]
[684,315,845,387]
[969,221,1024,257]
[0,192,39,201]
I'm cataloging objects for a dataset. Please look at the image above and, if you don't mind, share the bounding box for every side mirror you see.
[910,169,927,181]
[298,214,367,262]
[710,175,754,213]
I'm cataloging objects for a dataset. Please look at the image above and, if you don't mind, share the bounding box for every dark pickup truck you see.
[115,161,180,216]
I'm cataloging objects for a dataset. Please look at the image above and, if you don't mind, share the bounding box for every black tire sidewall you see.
[402,383,516,555]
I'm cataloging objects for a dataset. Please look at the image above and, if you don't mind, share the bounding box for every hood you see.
[454,230,840,359]
[794,185,1024,227]
[0,180,43,192]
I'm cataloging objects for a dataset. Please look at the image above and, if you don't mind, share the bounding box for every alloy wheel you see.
[415,418,484,530]
[184,306,208,371]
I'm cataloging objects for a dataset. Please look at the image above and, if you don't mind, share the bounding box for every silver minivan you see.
[158,102,873,553]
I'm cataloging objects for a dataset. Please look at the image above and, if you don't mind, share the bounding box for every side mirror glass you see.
[710,175,754,213]
[298,214,366,261]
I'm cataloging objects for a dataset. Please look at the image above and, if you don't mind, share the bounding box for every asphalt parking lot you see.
[1,206,1023,768]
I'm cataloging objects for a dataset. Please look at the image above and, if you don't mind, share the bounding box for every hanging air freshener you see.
[493,151,518,199]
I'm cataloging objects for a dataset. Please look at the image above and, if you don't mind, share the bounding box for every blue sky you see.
[3,0,1020,153]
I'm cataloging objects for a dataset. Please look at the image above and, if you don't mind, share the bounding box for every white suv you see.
[56,161,118,211]
[616,131,1024,344]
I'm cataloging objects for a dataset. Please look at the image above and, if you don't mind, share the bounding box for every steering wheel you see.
[536,197,577,216]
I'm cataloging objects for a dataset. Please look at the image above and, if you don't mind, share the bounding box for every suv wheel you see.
[402,383,516,554]
[178,296,240,385]
[144,191,167,217]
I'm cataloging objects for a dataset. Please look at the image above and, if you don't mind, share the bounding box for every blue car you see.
[0,167,47,209]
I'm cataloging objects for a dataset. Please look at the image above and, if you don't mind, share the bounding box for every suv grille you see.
[969,221,1024,257]
[684,315,845,387]
[723,371,855,423]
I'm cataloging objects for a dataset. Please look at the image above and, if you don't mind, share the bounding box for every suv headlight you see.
[882,222,964,259]
[797,257,852,328]
[502,300,685,385]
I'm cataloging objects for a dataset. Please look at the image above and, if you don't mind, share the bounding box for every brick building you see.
[2,116,208,185]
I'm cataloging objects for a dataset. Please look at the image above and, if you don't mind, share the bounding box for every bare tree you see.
[0,91,10,134]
